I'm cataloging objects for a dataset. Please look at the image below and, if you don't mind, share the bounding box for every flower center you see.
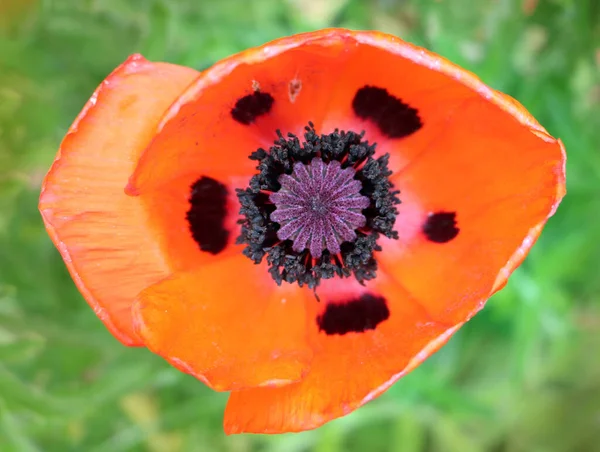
[270,158,370,257]
[237,123,400,289]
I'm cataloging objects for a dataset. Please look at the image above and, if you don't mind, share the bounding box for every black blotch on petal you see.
[352,85,422,139]
[317,293,390,335]
[423,211,459,243]
[186,176,229,254]
[231,91,274,125]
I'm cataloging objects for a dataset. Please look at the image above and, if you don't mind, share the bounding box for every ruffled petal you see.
[224,276,454,433]
[39,55,199,345]
[133,254,313,391]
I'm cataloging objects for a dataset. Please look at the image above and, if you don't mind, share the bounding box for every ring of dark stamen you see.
[236,122,400,289]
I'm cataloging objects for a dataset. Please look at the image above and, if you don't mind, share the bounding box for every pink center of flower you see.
[269,157,370,257]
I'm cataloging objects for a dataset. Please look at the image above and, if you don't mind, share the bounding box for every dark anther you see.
[317,293,390,335]
[231,91,274,125]
[352,85,422,139]
[236,122,400,289]
[423,211,459,243]
[186,176,229,254]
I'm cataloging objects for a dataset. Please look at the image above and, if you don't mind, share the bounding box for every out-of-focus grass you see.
[0,0,599,451]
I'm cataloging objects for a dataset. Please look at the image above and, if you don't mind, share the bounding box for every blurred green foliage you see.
[1,0,599,450]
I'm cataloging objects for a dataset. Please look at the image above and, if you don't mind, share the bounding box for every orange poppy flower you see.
[39,29,566,433]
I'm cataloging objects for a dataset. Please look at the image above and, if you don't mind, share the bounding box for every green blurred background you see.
[1,0,599,451]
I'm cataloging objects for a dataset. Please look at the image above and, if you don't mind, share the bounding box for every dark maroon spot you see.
[231,91,274,125]
[317,293,390,335]
[352,85,422,139]
[423,211,459,243]
[186,177,229,254]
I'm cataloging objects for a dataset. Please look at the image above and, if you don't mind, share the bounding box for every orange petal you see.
[126,30,359,197]
[224,276,454,433]
[378,98,565,325]
[39,55,199,345]
[321,36,479,173]
[133,254,313,391]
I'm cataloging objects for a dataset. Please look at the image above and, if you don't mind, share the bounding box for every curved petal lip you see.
[456,138,566,321]
[224,321,465,435]
[39,54,200,345]
[353,31,551,135]
[489,138,566,299]
[39,209,138,344]
[39,82,139,344]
